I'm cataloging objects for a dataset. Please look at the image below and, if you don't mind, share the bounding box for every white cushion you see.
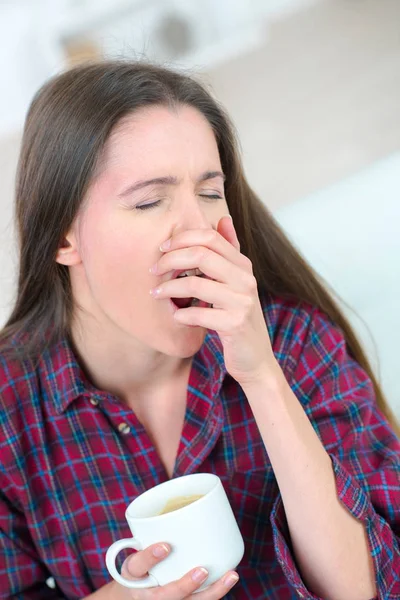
[274,153,400,417]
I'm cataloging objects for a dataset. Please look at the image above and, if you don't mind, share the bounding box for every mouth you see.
[171,297,209,310]
[170,269,209,311]
[171,268,205,281]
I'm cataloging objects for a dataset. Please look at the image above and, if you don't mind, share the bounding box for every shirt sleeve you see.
[270,306,400,600]
[0,486,65,600]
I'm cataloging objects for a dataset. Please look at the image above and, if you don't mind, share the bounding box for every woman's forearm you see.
[241,364,377,600]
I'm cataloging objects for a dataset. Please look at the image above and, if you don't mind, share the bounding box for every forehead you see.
[98,104,220,172]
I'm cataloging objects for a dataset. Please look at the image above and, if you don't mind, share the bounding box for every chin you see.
[164,325,207,358]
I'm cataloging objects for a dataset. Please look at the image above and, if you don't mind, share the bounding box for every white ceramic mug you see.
[105,473,245,591]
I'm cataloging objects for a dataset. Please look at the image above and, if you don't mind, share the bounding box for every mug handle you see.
[105,538,159,589]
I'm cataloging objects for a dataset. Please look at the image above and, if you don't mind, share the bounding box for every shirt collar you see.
[41,332,227,416]
[40,338,94,415]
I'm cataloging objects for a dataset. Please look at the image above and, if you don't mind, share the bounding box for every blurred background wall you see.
[0,0,399,414]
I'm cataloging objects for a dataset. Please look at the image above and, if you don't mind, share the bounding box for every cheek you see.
[79,212,151,294]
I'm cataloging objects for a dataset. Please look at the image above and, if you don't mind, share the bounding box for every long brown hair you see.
[1,59,398,436]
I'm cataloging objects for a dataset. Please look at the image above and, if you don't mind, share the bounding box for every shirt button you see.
[90,398,99,406]
[118,422,131,435]
[297,592,304,598]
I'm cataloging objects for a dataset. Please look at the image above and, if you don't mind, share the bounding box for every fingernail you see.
[192,567,208,583]
[160,238,171,251]
[152,544,169,558]
[224,572,239,587]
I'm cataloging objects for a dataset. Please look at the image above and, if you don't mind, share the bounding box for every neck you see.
[70,312,193,407]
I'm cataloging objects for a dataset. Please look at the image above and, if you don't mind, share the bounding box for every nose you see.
[171,196,216,236]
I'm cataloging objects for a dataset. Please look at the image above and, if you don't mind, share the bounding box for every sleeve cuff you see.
[270,454,377,600]
[329,454,374,521]
[270,492,322,599]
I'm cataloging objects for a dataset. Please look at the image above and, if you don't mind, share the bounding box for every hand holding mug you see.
[110,542,240,599]
[105,474,244,595]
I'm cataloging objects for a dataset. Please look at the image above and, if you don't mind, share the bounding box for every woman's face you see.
[65,104,230,357]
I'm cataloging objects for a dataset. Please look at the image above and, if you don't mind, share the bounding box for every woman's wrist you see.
[83,580,120,600]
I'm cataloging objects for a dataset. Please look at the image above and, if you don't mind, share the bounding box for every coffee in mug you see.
[158,494,204,515]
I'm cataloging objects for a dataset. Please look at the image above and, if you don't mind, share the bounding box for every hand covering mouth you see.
[171,269,207,309]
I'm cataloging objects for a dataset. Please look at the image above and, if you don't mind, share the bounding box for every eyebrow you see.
[117,170,226,198]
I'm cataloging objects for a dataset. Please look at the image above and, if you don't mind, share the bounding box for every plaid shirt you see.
[0,294,399,600]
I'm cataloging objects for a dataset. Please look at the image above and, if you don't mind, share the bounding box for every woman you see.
[0,60,399,600]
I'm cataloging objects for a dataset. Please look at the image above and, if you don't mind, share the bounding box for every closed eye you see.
[200,194,223,200]
[136,200,162,211]
[136,194,222,211]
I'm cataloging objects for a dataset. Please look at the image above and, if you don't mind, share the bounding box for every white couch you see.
[274,153,400,418]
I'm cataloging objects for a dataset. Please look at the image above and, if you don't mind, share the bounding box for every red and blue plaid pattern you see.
[1,293,399,599]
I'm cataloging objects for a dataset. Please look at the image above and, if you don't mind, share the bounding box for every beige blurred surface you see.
[204,0,400,209]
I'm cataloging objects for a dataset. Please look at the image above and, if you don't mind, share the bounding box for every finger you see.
[157,566,209,600]
[173,304,249,331]
[160,228,249,272]
[152,275,244,310]
[217,215,241,251]
[121,543,170,580]
[152,245,253,290]
[190,570,240,599]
